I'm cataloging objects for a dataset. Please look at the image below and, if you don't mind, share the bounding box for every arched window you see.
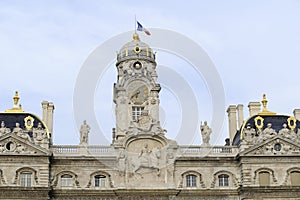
[259,171,270,186]
[218,174,229,187]
[61,174,73,187]
[95,175,106,187]
[20,172,32,187]
[290,171,300,186]
[186,174,197,187]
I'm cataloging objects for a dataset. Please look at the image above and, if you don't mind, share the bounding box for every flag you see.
[137,21,151,35]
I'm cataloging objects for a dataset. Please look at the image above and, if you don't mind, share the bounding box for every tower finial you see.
[258,93,276,115]
[13,91,20,108]
[133,33,140,42]
[5,91,24,113]
[261,93,268,112]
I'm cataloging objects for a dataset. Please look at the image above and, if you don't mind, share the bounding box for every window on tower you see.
[132,106,144,121]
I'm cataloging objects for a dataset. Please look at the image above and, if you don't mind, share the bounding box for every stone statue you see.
[13,123,32,142]
[242,123,256,144]
[200,121,212,146]
[0,121,11,136]
[279,123,291,138]
[33,122,49,148]
[80,120,90,145]
[262,123,276,140]
[12,122,22,134]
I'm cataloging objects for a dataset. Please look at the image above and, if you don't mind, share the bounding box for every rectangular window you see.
[95,175,106,187]
[20,172,32,187]
[218,174,229,186]
[132,106,144,121]
[61,175,73,187]
[291,171,300,186]
[186,175,197,187]
[259,172,270,186]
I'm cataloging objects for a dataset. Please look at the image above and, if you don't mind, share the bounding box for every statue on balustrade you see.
[80,120,90,145]
[200,121,212,146]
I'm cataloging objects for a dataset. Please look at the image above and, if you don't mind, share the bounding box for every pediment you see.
[240,136,300,156]
[0,133,50,156]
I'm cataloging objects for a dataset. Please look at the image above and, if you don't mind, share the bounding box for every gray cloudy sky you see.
[0,0,300,145]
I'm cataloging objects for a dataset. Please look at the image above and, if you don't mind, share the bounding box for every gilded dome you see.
[116,33,155,65]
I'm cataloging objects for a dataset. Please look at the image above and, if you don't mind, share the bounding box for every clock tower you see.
[113,33,163,142]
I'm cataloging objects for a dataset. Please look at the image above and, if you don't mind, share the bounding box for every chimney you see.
[47,102,55,144]
[227,105,237,144]
[293,109,300,121]
[237,104,244,130]
[248,102,261,116]
[41,101,49,123]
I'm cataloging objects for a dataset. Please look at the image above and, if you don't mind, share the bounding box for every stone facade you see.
[0,34,300,200]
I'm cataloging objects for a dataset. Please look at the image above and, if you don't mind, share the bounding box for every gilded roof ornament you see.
[258,94,276,115]
[133,33,140,42]
[5,91,24,113]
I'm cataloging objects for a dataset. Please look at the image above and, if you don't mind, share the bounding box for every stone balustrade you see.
[51,145,115,156]
[52,145,238,157]
[179,146,238,157]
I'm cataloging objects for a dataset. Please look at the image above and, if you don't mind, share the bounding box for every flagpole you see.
[134,14,137,33]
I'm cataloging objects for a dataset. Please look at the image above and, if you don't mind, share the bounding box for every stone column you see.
[248,102,261,116]
[237,104,244,130]
[293,109,300,121]
[41,101,49,124]
[227,105,237,144]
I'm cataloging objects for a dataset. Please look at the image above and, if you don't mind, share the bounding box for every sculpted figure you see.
[262,123,276,140]
[136,110,152,131]
[279,123,291,138]
[80,120,90,145]
[14,123,32,142]
[13,123,22,134]
[242,123,256,143]
[33,122,49,148]
[0,121,11,136]
[139,143,152,167]
[200,121,212,145]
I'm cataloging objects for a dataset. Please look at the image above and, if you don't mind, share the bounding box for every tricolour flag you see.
[137,21,151,35]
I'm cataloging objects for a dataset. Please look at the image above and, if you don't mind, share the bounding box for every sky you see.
[0,0,300,145]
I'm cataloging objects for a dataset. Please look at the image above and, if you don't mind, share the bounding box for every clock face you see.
[128,82,148,104]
